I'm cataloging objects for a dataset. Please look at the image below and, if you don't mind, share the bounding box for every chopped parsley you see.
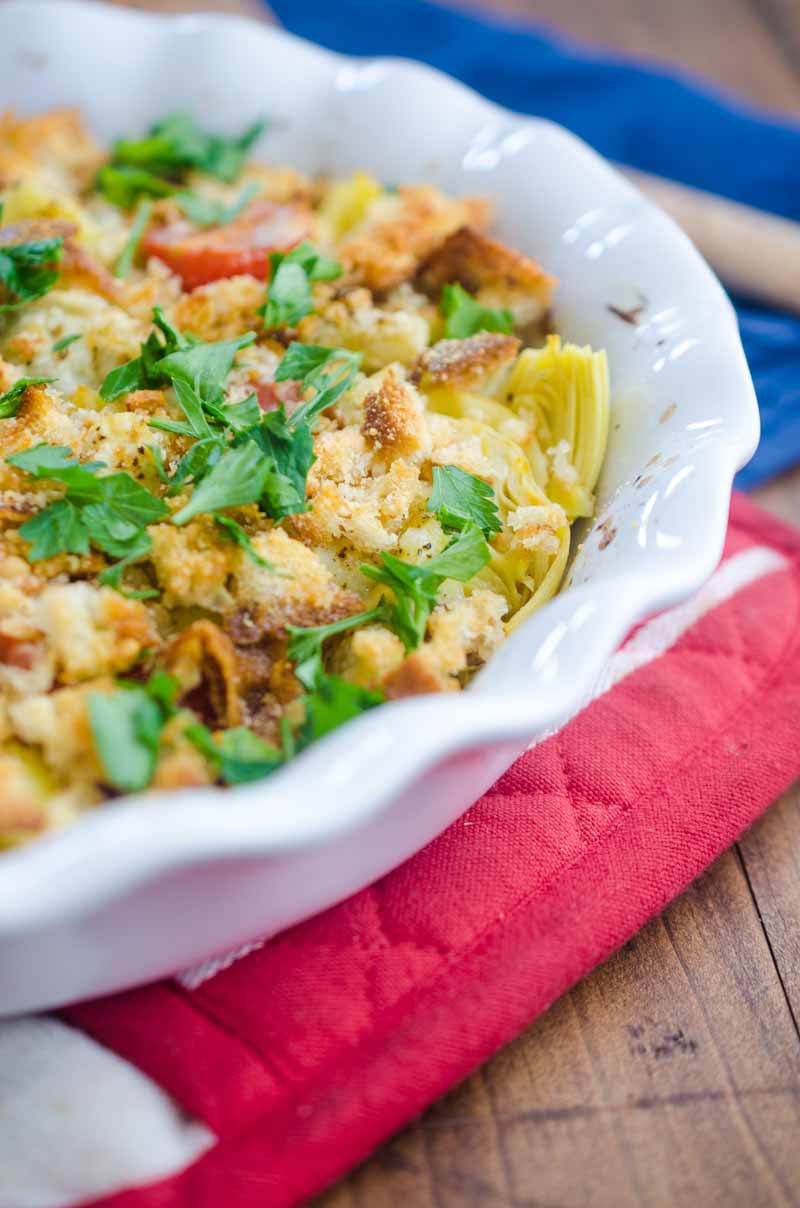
[186,722,283,785]
[0,211,64,311]
[53,334,81,353]
[6,444,168,566]
[114,199,152,278]
[298,674,383,748]
[171,440,272,526]
[99,307,254,406]
[441,282,513,339]
[104,112,267,207]
[361,523,491,650]
[213,513,273,568]
[158,331,255,406]
[286,609,383,690]
[0,376,54,419]
[97,165,177,208]
[92,667,282,791]
[174,181,260,228]
[275,343,361,429]
[244,407,314,520]
[89,673,178,793]
[427,465,502,538]
[260,241,342,330]
[285,516,493,697]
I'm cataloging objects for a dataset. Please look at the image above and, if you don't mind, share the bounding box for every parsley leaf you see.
[213,513,273,568]
[220,393,261,432]
[171,440,272,526]
[260,241,342,330]
[361,523,490,650]
[148,445,170,483]
[157,330,255,406]
[286,609,382,690]
[174,181,259,228]
[89,673,178,793]
[186,722,283,785]
[421,522,492,581]
[245,407,315,520]
[99,307,191,401]
[100,308,252,409]
[18,498,88,560]
[99,357,150,402]
[275,343,361,429]
[53,334,81,353]
[111,112,266,184]
[298,674,383,748]
[427,465,502,537]
[0,229,64,310]
[97,165,177,208]
[114,199,152,278]
[163,437,223,495]
[96,527,158,598]
[0,377,54,419]
[441,283,513,339]
[8,443,168,568]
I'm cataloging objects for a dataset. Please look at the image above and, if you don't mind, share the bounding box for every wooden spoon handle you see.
[623,167,800,316]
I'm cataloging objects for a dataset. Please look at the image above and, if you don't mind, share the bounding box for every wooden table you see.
[82,1,800,1200]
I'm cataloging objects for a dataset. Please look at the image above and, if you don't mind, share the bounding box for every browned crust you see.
[338,186,492,293]
[361,366,425,455]
[0,108,103,191]
[123,390,168,416]
[251,593,364,637]
[416,225,555,303]
[0,217,121,304]
[383,651,447,699]
[413,332,521,389]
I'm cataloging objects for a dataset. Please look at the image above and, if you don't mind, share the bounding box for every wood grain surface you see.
[46,1,800,1202]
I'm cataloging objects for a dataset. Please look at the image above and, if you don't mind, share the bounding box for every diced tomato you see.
[253,378,303,413]
[141,200,310,289]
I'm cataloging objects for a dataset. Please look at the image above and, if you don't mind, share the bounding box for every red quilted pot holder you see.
[57,493,800,1208]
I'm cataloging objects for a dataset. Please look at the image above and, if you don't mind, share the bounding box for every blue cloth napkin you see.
[271,0,800,487]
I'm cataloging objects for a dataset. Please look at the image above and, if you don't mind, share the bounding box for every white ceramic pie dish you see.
[0,0,758,1014]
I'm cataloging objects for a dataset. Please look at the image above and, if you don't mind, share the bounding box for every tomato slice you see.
[141,200,310,289]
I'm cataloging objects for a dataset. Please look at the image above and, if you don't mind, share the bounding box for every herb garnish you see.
[260,242,342,330]
[285,473,500,671]
[114,200,152,278]
[185,722,283,785]
[99,307,254,406]
[171,441,271,526]
[174,181,260,228]
[361,523,491,651]
[89,672,179,793]
[99,113,267,207]
[298,675,383,748]
[286,610,383,690]
[441,282,513,339]
[0,377,54,419]
[274,343,361,429]
[213,514,273,568]
[53,334,81,353]
[97,165,177,209]
[6,444,168,568]
[426,464,502,537]
[0,208,64,310]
